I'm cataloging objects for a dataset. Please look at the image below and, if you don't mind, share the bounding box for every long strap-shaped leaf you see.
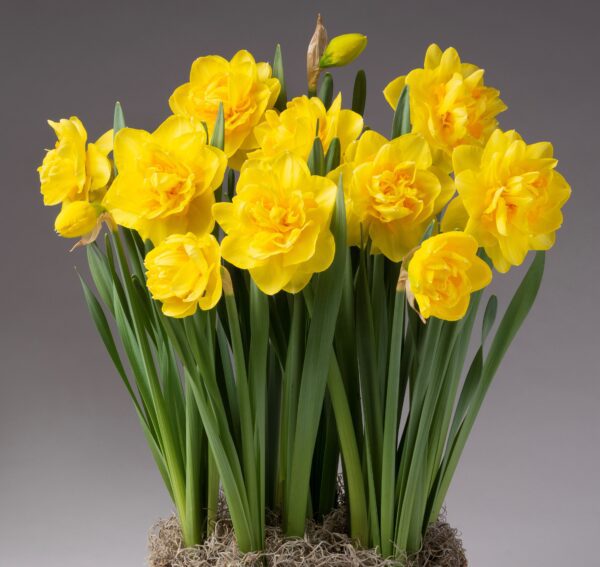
[430,251,545,521]
[285,177,347,536]
[248,281,269,543]
[379,289,405,557]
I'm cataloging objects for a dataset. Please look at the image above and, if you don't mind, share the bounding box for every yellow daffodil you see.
[102,115,227,245]
[54,200,100,238]
[384,44,506,165]
[145,232,222,317]
[249,94,363,163]
[442,129,571,273]
[320,33,368,68]
[169,50,281,161]
[331,131,454,262]
[38,117,113,206]
[408,232,492,321]
[213,153,337,295]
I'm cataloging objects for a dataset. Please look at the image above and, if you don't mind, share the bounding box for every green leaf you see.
[317,72,334,109]
[273,44,287,112]
[356,250,383,483]
[183,381,203,545]
[324,137,341,173]
[307,136,325,176]
[223,288,261,544]
[482,294,498,344]
[248,281,269,540]
[380,290,405,556]
[113,102,125,176]
[430,252,545,522]
[210,102,225,150]
[113,101,125,134]
[216,319,241,444]
[391,86,410,139]
[87,244,115,313]
[79,274,142,417]
[326,358,368,544]
[351,69,367,116]
[285,175,348,536]
[279,294,306,508]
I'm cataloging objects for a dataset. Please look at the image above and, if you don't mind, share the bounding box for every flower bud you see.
[319,34,368,68]
[307,14,328,94]
[54,201,99,238]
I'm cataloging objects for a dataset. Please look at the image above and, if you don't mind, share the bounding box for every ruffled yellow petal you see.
[383,75,406,110]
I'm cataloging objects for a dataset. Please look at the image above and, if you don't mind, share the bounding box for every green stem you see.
[327,358,369,545]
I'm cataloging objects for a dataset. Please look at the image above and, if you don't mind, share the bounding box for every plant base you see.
[148,508,467,566]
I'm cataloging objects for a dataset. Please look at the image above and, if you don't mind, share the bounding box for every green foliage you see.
[81,95,546,562]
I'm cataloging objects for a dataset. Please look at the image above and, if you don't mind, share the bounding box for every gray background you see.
[1,0,598,565]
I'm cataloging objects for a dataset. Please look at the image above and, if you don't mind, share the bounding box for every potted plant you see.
[37,15,570,565]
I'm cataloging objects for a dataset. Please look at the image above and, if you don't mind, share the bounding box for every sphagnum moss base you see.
[148,511,467,567]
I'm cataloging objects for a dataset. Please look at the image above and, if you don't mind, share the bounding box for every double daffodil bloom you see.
[145,232,222,317]
[213,153,337,295]
[38,116,113,206]
[442,129,571,273]
[169,50,280,161]
[384,44,506,165]
[408,232,492,321]
[102,115,227,245]
[249,94,363,163]
[331,130,454,262]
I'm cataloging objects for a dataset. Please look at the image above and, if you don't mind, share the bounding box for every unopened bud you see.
[320,33,368,68]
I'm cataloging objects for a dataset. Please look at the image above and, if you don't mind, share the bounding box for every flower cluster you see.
[38,20,572,562]
[39,42,569,323]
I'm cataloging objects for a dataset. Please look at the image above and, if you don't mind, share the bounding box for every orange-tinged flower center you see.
[245,190,309,256]
[481,169,551,237]
[416,251,471,305]
[142,150,195,219]
[368,164,429,223]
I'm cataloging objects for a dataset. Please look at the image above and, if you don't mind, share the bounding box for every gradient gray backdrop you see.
[1,1,598,565]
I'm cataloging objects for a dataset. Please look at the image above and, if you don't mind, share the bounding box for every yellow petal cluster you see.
[38,117,113,240]
[249,94,363,163]
[213,153,337,295]
[169,50,280,160]
[442,129,571,273]
[102,115,227,245]
[39,117,113,206]
[145,232,222,317]
[408,232,492,321]
[332,131,454,262]
[384,44,506,165]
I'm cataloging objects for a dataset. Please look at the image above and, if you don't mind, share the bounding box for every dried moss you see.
[148,507,466,567]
